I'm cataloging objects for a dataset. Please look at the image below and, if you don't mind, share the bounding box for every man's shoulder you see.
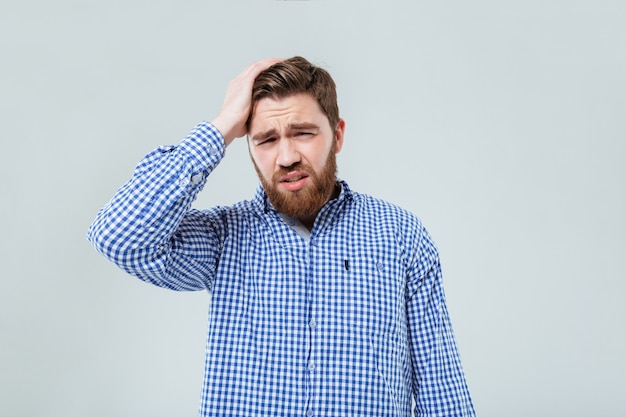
[344,190,426,242]
[344,190,431,259]
[351,191,421,224]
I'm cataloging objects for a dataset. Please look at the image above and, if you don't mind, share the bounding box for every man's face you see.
[247,93,345,222]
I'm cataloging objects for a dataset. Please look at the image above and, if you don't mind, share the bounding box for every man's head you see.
[246,57,345,227]
[247,56,340,130]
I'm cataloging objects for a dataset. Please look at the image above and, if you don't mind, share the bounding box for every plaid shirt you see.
[87,122,475,416]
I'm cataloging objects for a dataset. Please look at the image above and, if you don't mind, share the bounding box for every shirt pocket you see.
[338,254,406,335]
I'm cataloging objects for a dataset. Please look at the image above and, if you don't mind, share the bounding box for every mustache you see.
[272,162,314,181]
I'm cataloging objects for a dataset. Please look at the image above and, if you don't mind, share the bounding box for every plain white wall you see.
[2,1,625,416]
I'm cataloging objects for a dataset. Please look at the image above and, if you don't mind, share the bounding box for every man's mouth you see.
[279,171,309,183]
[283,175,306,183]
[278,171,310,191]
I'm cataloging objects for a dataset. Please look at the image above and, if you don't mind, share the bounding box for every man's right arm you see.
[86,122,227,291]
[87,59,282,290]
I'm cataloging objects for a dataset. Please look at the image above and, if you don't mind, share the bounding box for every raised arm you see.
[87,59,281,291]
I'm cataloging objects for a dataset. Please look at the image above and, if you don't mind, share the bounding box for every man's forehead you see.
[249,93,327,130]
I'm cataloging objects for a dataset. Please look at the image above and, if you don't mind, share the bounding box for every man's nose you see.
[276,138,301,167]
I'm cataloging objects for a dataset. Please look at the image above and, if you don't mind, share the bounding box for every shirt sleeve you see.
[406,225,476,416]
[86,121,226,291]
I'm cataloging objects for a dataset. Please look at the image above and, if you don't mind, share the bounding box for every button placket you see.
[305,235,320,415]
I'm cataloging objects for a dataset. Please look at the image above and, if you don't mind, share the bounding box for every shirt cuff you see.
[177,121,226,175]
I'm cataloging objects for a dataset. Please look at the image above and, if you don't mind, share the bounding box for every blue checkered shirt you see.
[87,122,475,416]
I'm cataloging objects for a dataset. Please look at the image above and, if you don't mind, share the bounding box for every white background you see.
[2,1,625,416]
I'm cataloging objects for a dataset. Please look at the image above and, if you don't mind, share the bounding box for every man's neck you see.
[298,214,316,231]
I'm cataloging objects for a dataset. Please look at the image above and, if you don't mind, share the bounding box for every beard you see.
[252,148,338,220]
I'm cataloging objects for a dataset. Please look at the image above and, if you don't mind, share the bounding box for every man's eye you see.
[258,138,276,145]
[296,132,313,137]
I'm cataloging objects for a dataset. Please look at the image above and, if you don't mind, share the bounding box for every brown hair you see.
[249,56,340,129]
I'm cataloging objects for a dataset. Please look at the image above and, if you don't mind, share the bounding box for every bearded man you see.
[88,57,475,416]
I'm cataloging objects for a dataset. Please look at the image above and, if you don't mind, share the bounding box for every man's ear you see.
[334,119,346,153]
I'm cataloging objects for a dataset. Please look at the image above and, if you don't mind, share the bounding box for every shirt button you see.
[308,361,316,371]
[376,262,384,272]
[208,145,218,156]
[190,172,203,185]
[307,410,314,417]
[310,239,318,247]
[309,319,317,329]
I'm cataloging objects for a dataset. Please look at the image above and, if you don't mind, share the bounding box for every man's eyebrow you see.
[251,128,278,142]
[250,123,320,141]
[288,122,319,130]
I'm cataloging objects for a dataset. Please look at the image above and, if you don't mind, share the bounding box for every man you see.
[88,57,475,416]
